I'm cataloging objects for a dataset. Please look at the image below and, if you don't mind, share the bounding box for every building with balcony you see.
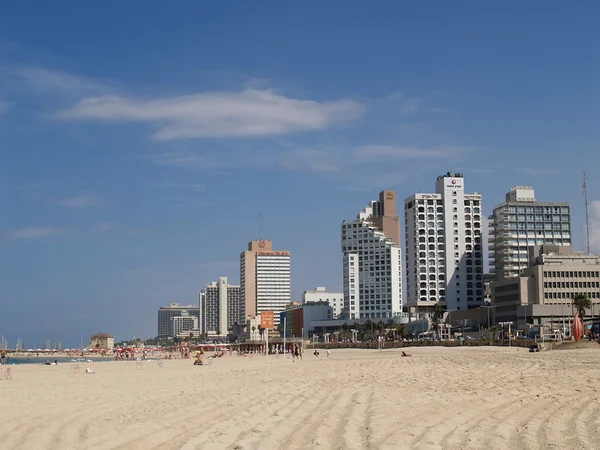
[341,190,403,320]
[172,311,198,338]
[200,277,242,336]
[405,173,484,313]
[488,186,571,280]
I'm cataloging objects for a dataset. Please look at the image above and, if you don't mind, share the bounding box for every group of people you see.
[312,349,332,359]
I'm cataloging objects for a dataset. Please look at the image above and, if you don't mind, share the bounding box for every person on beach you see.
[326,349,332,359]
[1,350,6,365]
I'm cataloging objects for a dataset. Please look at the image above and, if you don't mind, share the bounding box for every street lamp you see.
[499,321,514,348]
[482,304,496,345]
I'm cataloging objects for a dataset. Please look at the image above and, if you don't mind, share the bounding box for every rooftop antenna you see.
[259,212,262,240]
[583,170,590,254]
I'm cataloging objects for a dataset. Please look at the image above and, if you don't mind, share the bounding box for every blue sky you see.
[1,1,599,347]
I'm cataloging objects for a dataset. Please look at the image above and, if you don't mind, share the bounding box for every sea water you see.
[4,356,117,366]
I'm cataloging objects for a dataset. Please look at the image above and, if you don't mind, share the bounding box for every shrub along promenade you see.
[311,339,541,350]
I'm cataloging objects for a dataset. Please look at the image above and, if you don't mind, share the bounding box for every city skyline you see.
[2,2,600,346]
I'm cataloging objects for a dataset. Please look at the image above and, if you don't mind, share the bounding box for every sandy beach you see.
[1,346,600,450]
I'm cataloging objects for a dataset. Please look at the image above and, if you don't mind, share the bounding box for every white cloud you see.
[589,201,600,254]
[383,91,419,114]
[146,143,469,177]
[54,89,364,139]
[10,66,106,95]
[352,145,465,163]
[8,226,66,239]
[53,193,101,208]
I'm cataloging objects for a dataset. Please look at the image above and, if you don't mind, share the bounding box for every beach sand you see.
[1,346,600,449]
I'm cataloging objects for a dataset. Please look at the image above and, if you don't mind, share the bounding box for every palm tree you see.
[276,323,284,337]
[431,303,444,334]
[489,325,500,341]
[572,294,592,337]
[251,326,256,340]
[258,325,264,341]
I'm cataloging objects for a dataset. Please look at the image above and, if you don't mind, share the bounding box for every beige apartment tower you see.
[240,240,291,324]
[371,190,401,246]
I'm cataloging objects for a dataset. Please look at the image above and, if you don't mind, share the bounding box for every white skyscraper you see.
[404,173,483,313]
[488,186,571,280]
[341,190,403,320]
[200,277,242,336]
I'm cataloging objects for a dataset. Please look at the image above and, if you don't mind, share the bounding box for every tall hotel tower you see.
[341,190,403,320]
[199,277,242,336]
[488,186,571,279]
[405,173,484,313]
[240,240,291,325]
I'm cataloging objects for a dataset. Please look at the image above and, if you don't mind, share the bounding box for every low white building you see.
[303,287,344,318]
[172,311,198,338]
[246,315,263,341]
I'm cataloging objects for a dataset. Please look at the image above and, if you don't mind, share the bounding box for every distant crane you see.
[583,171,590,254]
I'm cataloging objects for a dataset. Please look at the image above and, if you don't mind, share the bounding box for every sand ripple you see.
[2,347,600,449]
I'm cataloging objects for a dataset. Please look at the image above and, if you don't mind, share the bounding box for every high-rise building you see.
[240,240,291,325]
[341,190,403,320]
[302,287,344,318]
[157,302,200,338]
[492,245,599,328]
[199,277,242,336]
[488,186,571,280]
[404,173,484,312]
